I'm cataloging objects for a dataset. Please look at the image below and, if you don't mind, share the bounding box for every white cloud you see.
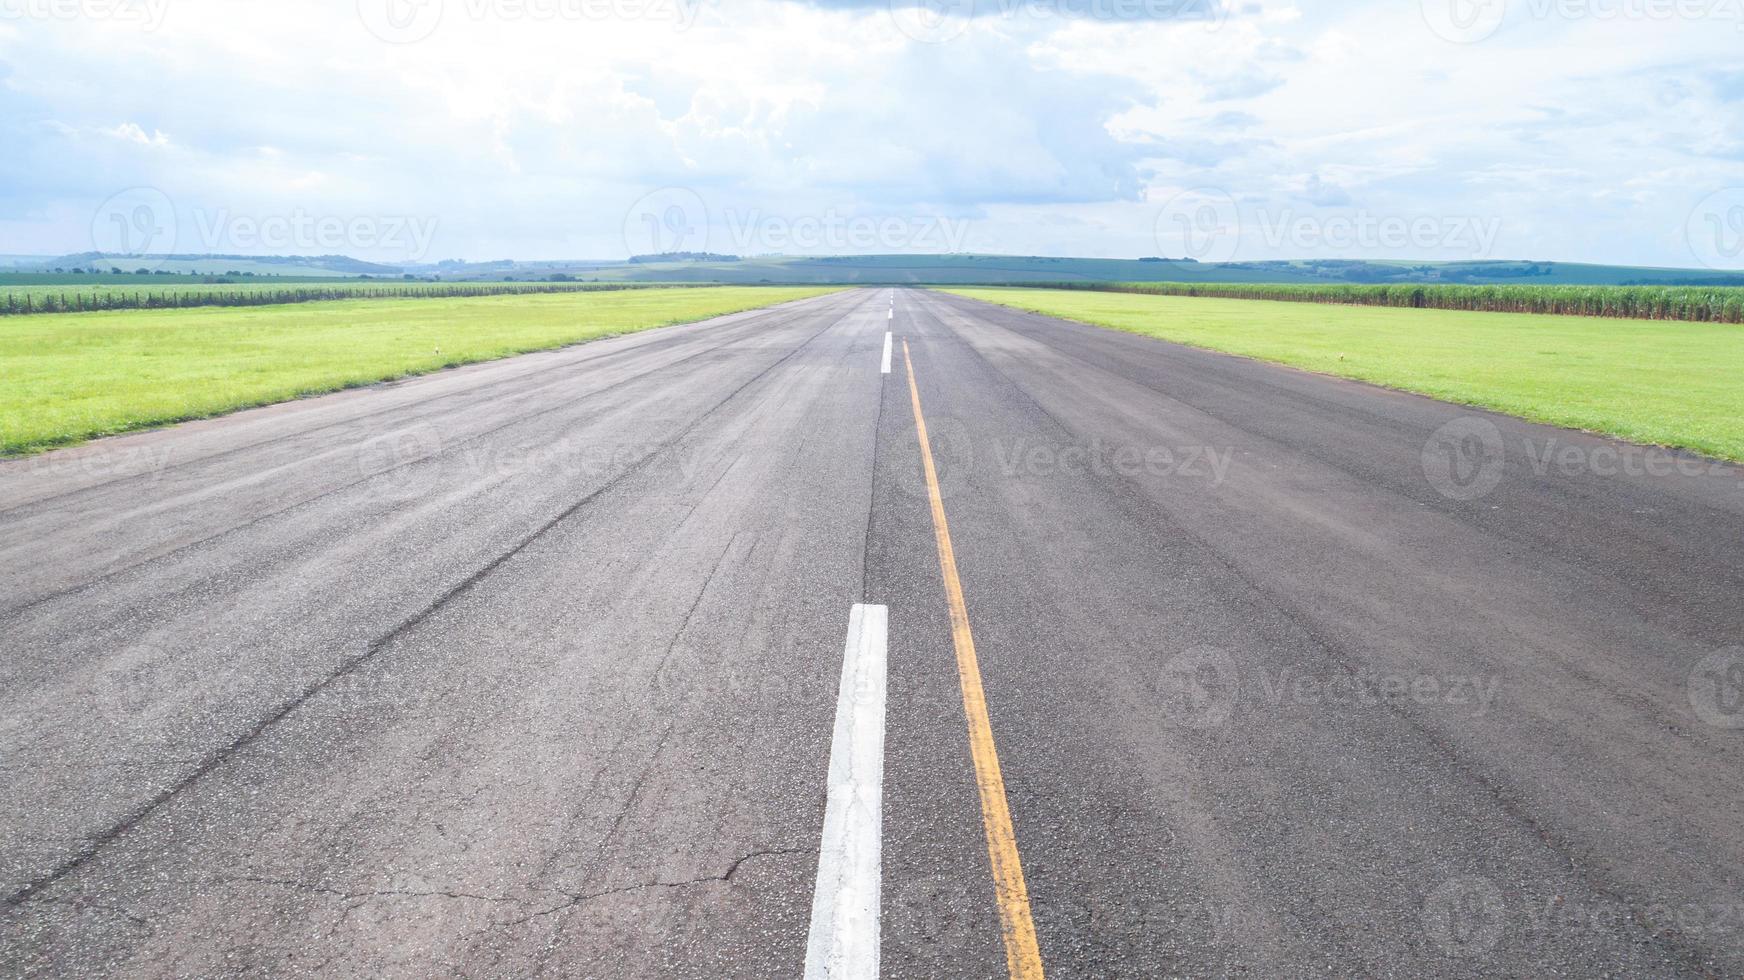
[0,0,1736,266]
[102,121,168,145]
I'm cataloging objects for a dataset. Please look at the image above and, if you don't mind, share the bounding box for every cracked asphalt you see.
[1,287,1741,977]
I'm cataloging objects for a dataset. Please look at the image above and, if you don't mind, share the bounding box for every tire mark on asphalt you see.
[924,292,1744,609]
[920,291,1740,697]
[918,291,1723,976]
[861,324,891,605]
[0,293,854,520]
[648,532,745,693]
[0,295,877,622]
[0,297,868,910]
[0,298,825,533]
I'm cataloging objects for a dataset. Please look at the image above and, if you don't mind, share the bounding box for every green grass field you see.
[0,286,836,455]
[1,279,690,314]
[948,287,1744,461]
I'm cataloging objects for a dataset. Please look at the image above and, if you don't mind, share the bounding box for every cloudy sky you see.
[0,0,1740,267]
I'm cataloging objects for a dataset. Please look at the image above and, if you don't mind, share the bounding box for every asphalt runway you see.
[2,287,1740,977]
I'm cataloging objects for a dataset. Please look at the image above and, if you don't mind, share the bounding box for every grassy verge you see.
[1,286,838,455]
[946,287,1744,461]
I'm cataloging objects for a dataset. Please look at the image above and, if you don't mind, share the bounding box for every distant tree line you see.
[628,252,741,264]
[1025,281,1744,323]
[0,281,695,316]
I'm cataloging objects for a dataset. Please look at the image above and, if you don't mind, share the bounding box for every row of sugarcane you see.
[1028,281,1744,323]
[0,281,681,316]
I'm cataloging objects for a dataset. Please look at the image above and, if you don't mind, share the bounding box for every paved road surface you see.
[2,287,1741,977]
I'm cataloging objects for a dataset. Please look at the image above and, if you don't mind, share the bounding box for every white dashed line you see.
[804,603,889,980]
[880,332,893,375]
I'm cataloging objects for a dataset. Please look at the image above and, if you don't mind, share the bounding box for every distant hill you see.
[14,252,1742,287]
[628,251,741,264]
[407,254,1744,287]
[35,253,403,278]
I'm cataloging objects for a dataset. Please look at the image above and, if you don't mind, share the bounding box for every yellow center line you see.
[901,338,1046,980]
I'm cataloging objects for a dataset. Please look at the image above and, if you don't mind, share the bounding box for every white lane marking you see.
[887,308,894,321]
[880,332,893,374]
[804,603,889,980]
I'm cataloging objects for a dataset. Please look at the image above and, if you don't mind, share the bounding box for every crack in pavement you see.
[202,846,816,932]
[500,846,818,929]
[0,295,872,912]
